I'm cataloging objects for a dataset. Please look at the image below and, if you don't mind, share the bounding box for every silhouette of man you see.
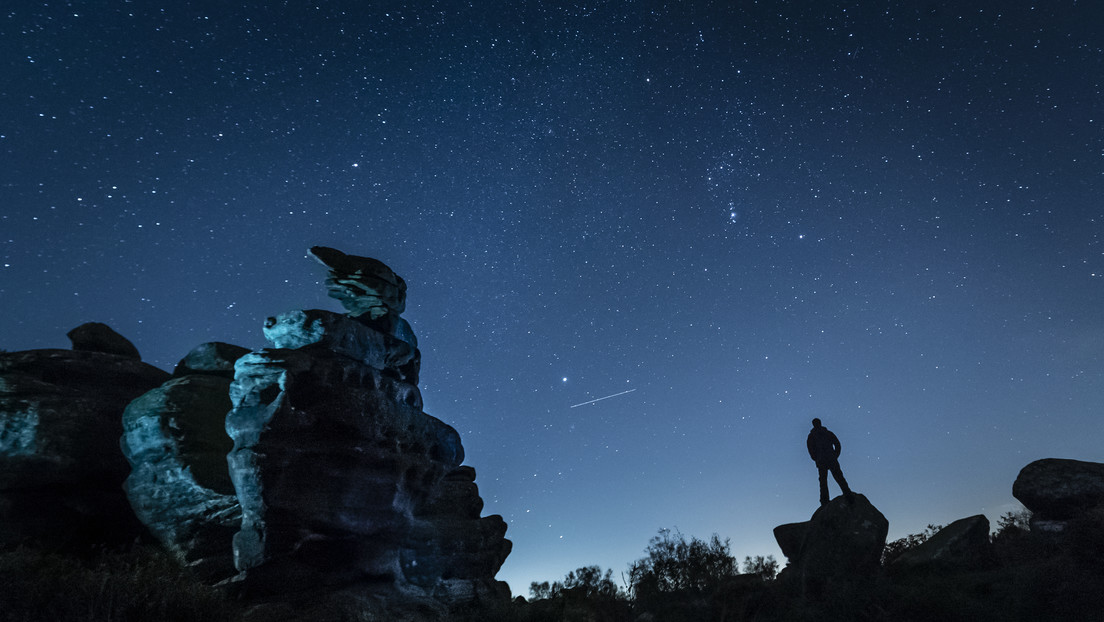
[807,418,854,506]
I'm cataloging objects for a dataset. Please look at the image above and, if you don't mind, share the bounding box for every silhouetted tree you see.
[626,528,741,620]
[741,555,779,581]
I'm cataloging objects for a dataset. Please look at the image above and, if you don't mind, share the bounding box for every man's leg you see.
[830,462,855,503]
[818,465,830,505]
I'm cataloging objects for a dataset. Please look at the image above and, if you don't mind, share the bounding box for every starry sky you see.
[2,0,1102,594]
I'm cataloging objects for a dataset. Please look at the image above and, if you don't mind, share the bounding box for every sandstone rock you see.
[225,347,465,590]
[121,374,242,581]
[309,246,407,320]
[173,342,251,378]
[0,345,169,549]
[263,309,419,385]
[402,466,512,601]
[1013,458,1104,520]
[776,494,888,598]
[891,514,991,572]
[67,322,142,360]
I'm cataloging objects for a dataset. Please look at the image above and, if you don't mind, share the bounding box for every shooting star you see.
[570,388,637,408]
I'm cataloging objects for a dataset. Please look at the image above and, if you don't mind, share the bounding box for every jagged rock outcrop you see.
[891,514,991,572]
[1014,459,1104,533]
[0,328,169,550]
[221,249,509,606]
[774,494,888,598]
[120,343,248,581]
[404,466,513,601]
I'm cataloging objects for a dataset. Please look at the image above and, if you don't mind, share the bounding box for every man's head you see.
[811,418,822,428]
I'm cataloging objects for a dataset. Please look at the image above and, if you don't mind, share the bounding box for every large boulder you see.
[775,494,888,598]
[121,373,242,581]
[67,322,142,360]
[1013,458,1104,521]
[0,335,170,550]
[891,514,991,572]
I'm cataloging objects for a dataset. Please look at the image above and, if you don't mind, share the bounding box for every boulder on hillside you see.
[775,494,888,599]
[891,514,991,573]
[0,336,170,550]
[1013,458,1104,521]
[121,374,242,581]
[67,322,142,360]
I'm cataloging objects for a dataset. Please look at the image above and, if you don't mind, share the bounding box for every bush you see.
[628,528,739,597]
[626,528,743,621]
[524,565,629,622]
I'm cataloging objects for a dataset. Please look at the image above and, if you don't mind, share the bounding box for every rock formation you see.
[774,494,888,598]
[121,342,247,581]
[1013,458,1104,532]
[0,324,169,550]
[890,514,991,572]
[221,248,510,605]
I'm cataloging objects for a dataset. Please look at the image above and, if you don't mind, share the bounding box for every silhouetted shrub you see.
[626,528,742,621]
[522,565,630,622]
[741,555,778,581]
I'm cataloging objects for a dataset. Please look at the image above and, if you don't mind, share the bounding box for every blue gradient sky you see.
[2,1,1102,593]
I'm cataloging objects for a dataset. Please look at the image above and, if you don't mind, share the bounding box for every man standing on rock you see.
[807,418,855,506]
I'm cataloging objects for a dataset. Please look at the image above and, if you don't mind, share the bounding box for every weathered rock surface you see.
[121,373,242,581]
[891,514,991,572]
[221,250,510,605]
[0,336,169,550]
[404,466,512,591]
[67,321,142,360]
[1013,458,1104,521]
[263,309,419,385]
[226,347,463,588]
[172,341,251,378]
[309,245,408,320]
[775,494,888,598]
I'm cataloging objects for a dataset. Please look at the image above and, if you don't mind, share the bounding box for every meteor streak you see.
[569,388,637,408]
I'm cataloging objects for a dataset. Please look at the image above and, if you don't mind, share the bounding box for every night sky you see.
[2,1,1102,594]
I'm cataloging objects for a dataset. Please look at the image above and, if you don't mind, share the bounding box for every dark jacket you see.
[807,426,841,466]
